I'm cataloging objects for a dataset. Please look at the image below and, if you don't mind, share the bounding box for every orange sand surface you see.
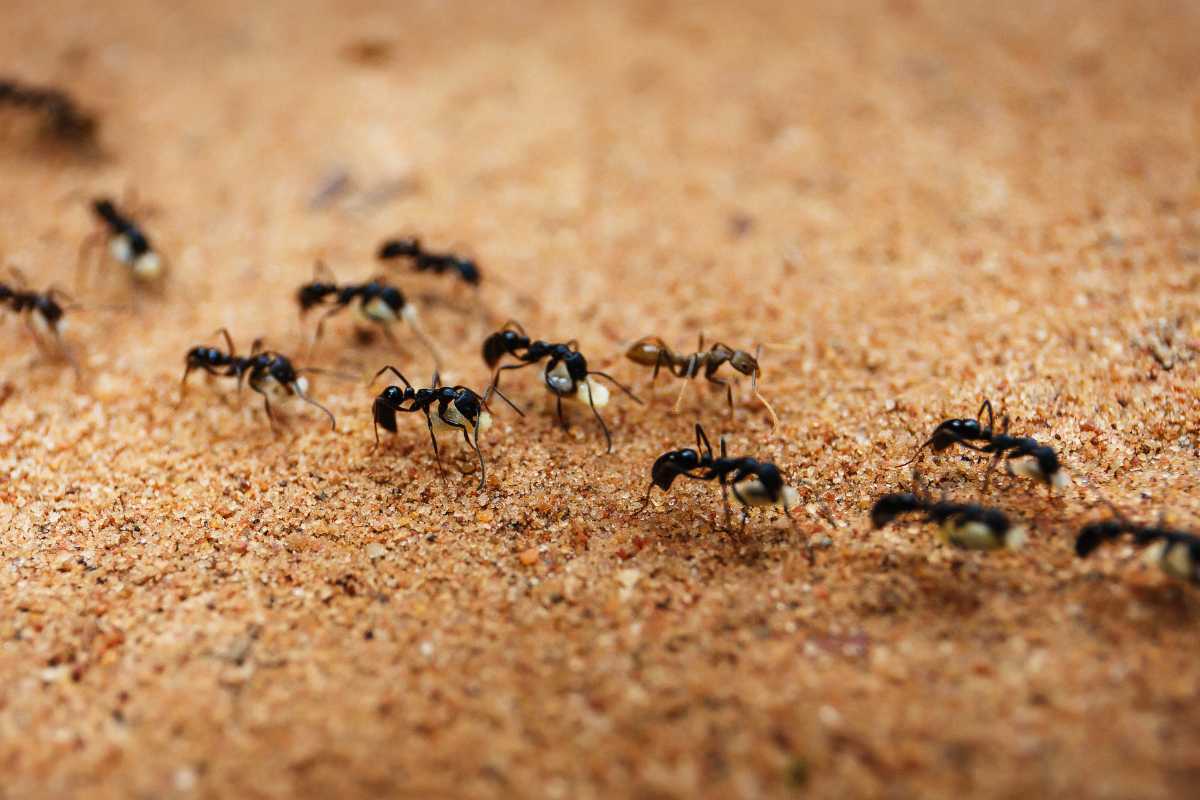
[2,1,1199,797]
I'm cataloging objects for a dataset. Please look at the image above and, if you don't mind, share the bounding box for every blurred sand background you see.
[1,0,1199,797]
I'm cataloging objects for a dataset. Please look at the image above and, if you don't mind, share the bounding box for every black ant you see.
[370,366,520,490]
[639,423,800,537]
[1076,514,1200,585]
[870,491,1026,551]
[79,197,165,286]
[377,238,481,286]
[625,334,779,427]
[0,269,80,377]
[180,329,336,430]
[482,321,641,452]
[0,78,97,145]
[899,399,1069,493]
[296,261,441,368]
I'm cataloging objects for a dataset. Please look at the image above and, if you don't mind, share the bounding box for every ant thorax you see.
[1144,539,1198,582]
[109,234,163,280]
[936,518,1026,551]
[542,361,609,406]
[732,480,799,509]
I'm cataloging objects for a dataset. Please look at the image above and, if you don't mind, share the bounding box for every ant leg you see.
[983,454,1002,491]
[637,484,658,514]
[485,361,538,410]
[750,355,780,428]
[309,304,345,357]
[178,366,194,407]
[260,393,278,432]
[719,482,733,532]
[555,394,570,430]
[75,228,104,294]
[423,410,446,484]
[584,382,614,453]
[459,426,486,490]
[978,399,995,430]
[293,382,337,430]
[49,324,81,382]
[673,377,692,413]
[398,315,443,372]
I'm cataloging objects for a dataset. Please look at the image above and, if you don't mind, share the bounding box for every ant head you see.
[378,238,420,259]
[626,339,664,367]
[35,294,65,323]
[483,329,527,366]
[92,197,118,220]
[727,349,760,378]
[0,284,12,301]
[456,258,481,285]
[870,492,924,529]
[372,396,399,433]
[267,355,299,385]
[931,418,985,450]
[1076,520,1125,557]
[454,391,483,426]
[651,448,702,491]
[297,282,336,311]
[561,349,588,381]
[379,285,406,311]
[1035,446,1062,480]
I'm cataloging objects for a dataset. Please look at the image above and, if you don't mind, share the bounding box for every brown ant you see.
[0,77,97,146]
[900,399,1069,494]
[371,366,520,490]
[639,423,800,538]
[0,269,80,377]
[180,329,336,430]
[625,334,778,427]
[296,261,442,368]
[482,321,641,452]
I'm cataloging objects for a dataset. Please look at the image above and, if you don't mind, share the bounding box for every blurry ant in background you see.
[870,491,1026,551]
[625,334,778,427]
[78,196,165,288]
[296,260,442,368]
[378,238,481,286]
[1076,510,1200,585]
[0,77,98,147]
[371,366,520,490]
[482,321,641,452]
[899,399,1069,494]
[180,328,336,430]
[639,423,800,540]
[0,268,80,378]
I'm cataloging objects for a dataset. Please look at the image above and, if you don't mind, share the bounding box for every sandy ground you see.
[2,0,1199,797]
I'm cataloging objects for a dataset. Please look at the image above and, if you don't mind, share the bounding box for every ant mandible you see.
[296,260,442,369]
[626,334,779,427]
[181,329,336,430]
[371,366,520,490]
[79,196,165,287]
[482,321,642,452]
[377,238,481,286]
[0,268,80,377]
[870,491,1026,551]
[639,423,800,538]
[899,399,1069,494]
[1076,512,1200,585]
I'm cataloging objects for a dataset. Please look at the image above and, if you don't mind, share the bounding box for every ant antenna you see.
[293,382,337,430]
[751,345,780,428]
[371,365,413,389]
